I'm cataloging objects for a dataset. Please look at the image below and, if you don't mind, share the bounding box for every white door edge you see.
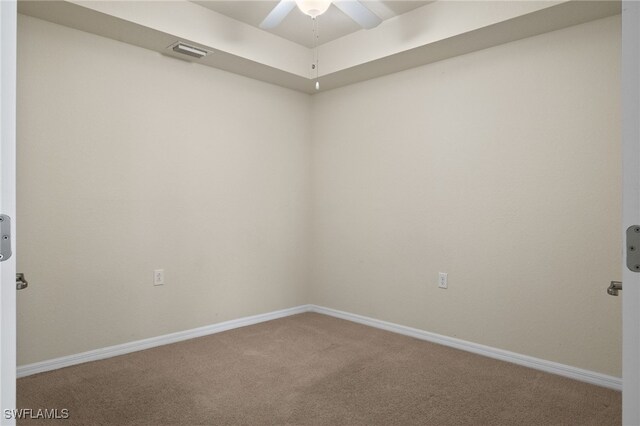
[622,1,640,424]
[0,0,17,425]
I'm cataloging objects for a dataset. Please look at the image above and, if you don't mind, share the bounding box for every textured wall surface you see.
[17,15,311,364]
[311,16,622,376]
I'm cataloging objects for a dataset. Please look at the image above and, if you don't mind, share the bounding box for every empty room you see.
[1,0,639,424]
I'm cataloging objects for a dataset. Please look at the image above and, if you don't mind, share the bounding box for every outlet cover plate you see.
[438,272,448,289]
[154,269,165,286]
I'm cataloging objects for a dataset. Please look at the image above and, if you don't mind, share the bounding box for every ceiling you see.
[192,1,429,47]
[18,1,622,94]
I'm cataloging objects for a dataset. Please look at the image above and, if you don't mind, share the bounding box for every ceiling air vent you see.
[170,42,208,59]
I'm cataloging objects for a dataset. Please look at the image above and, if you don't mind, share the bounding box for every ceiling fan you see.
[260,0,383,30]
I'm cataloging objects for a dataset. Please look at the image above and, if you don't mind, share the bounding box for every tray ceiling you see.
[18,1,621,94]
[192,1,430,47]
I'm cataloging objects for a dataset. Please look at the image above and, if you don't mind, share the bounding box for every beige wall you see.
[16,15,311,365]
[18,13,622,377]
[310,16,622,376]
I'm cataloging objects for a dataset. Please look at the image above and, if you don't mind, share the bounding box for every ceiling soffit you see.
[17,0,621,94]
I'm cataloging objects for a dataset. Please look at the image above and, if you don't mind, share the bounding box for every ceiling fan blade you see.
[260,1,296,29]
[333,1,382,29]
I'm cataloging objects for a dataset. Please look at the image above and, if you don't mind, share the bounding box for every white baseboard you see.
[308,305,622,391]
[18,303,622,391]
[17,304,312,378]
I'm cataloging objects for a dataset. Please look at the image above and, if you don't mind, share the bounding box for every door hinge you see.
[0,214,11,262]
[627,225,640,272]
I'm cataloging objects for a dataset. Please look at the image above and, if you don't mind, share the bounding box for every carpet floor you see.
[17,313,620,425]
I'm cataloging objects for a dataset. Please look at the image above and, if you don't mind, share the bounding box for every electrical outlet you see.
[154,269,164,286]
[438,272,448,289]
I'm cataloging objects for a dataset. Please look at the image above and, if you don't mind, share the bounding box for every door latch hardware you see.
[627,225,640,272]
[16,273,28,290]
[0,214,11,262]
[607,281,622,296]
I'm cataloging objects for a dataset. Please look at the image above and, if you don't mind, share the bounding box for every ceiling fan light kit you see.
[295,0,332,18]
[260,0,382,30]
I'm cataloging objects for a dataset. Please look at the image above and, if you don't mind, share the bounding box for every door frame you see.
[0,0,17,425]
[0,2,639,424]
[622,1,640,424]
